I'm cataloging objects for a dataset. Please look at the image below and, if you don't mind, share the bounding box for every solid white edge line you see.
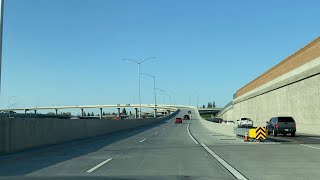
[187,121,199,145]
[86,158,113,173]
[301,144,320,150]
[140,139,147,143]
[201,143,248,180]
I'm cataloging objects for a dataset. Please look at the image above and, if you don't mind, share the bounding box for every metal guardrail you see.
[234,127,254,136]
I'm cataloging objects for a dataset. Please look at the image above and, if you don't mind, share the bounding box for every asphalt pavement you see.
[1,108,320,180]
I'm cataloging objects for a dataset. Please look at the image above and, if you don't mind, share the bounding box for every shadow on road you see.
[0,120,171,176]
[267,133,320,144]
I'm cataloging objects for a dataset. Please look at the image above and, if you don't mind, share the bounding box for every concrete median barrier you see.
[199,119,236,137]
[0,111,179,154]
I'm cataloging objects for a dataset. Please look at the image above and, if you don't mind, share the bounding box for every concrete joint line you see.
[201,143,248,180]
[186,120,247,180]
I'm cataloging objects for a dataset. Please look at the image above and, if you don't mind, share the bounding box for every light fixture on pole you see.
[0,0,5,94]
[155,88,172,105]
[167,89,176,105]
[122,57,156,118]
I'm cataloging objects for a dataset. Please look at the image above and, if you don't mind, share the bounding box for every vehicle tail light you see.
[275,122,279,129]
[294,123,296,128]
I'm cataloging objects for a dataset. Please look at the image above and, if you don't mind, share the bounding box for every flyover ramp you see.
[174,105,236,137]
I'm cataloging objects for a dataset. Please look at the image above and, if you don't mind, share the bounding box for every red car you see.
[175,118,183,123]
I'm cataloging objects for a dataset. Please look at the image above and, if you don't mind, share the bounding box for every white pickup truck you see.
[237,118,253,128]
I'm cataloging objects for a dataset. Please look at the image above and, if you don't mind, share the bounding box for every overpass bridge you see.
[197,108,222,116]
[0,104,179,119]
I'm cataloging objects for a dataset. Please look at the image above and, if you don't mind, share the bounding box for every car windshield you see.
[1,1,319,180]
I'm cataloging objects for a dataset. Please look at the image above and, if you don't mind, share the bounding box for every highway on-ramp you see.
[1,108,320,179]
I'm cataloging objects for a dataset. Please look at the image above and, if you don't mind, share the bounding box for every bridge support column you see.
[55,109,58,116]
[100,108,103,119]
[81,109,84,117]
[24,109,27,114]
[117,108,121,117]
[135,108,138,119]
[34,110,37,114]
[154,109,157,118]
[167,110,171,115]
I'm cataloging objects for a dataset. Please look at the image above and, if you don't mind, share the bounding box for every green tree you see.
[212,101,216,108]
[83,111,86,116]
[202,105,205,108]
[87,112,90,116]
[91,112,94,116]
[103,112,106,116]
[207,102,213,108]
[61,112,72,118]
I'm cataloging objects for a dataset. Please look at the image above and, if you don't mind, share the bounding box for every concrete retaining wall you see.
[199,118,236,137]
[0,111,178,154]
[218,45,320,135]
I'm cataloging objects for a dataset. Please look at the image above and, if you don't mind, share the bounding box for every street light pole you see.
[165,93,172,105]
[167,90,176,105]
[138,63,141,117]
[141,73,157,117]
[156,88,170,106]
[196,90,199,108]
[123,57,156,118]
[0,0,4,93]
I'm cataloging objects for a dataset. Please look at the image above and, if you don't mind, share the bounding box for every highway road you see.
[1,108,320,179]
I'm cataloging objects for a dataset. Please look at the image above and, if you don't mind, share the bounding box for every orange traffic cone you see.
[244,131,249,142]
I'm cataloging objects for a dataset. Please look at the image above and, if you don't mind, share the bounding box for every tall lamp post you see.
[196,90,199,108]
[141,73,157,117]
[167,89,176,105]
[123,57,156,118]
[155,88,171,105]
[0,0,4,93]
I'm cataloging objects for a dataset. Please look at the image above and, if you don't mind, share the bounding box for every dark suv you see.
[266,117,296,137]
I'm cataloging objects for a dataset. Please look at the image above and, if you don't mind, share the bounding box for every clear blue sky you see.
[1,0,319,110]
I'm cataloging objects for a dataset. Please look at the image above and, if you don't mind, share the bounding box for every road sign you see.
[255,127,267,140]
